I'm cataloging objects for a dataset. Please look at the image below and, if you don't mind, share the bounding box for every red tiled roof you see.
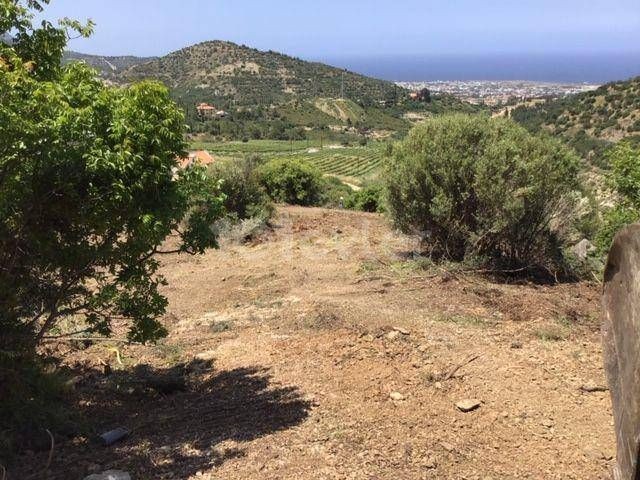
[193,150,214,165]
[197,102,216,111]
[177,150,215,169]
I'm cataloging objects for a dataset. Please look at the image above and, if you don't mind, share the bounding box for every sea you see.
[320,52,640,84]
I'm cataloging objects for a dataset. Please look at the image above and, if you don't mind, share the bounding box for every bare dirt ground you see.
[17,206,613,480]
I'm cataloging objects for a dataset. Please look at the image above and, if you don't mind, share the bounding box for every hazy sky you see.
[38,0,640,59]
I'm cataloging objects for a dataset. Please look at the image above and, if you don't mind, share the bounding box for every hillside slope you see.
[120,40,400,106]
[13,206,611,480]
[512,76,640,160]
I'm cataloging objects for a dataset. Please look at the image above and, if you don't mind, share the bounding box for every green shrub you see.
[345,183,385,212]
[258,158,324,206]
[385,114,581,274]
[596,143,640,253]
[321,176,354,208]
[209,155,273,220]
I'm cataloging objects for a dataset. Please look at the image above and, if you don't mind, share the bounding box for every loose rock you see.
[390,391,405,401]
[441,442,455,452]
[456,399,481,412]
[571,239,596,261]
[84,470,131,480]
[541,418,554,428]
[99,427,129,446]
[580,383,608,393]
[386,330,400,341]
[423,456,437,469]
[195,350,217,361]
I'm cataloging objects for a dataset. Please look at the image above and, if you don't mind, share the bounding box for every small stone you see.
[541,418,554,428]
[195,350,217,361]
[434,382,443,390]
[423,456,437,469]
[441,442,455,452]
[584,447,605,460]
[390,391,405,401]
[386,331,400,341]
[456,399,481,412]
[99,427,129,446]
[572,238,596,260]
[84,471,131,480]
[580,383,608,393]
[393,327,410,335]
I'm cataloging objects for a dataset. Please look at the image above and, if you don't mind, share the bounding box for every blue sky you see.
[38,0,640,59]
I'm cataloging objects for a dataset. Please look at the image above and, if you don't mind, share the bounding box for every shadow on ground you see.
[17,362,312,479]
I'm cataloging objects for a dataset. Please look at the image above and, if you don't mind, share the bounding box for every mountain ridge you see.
[118,40,403,106]
[63,51,157,78]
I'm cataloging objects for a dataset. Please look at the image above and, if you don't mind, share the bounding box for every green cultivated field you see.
[191,139,310,155]
[192,140,389,180]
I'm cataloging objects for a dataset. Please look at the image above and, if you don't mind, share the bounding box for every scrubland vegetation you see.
[1,1,637,477]
[386,115,585,277]
[512,76,640,167]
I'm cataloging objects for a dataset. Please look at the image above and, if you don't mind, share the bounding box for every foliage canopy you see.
[0,0,224,349]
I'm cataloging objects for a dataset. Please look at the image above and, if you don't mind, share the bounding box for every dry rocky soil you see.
[17,206,614,479]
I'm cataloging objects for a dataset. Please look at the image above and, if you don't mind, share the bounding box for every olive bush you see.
[385,114,582,273]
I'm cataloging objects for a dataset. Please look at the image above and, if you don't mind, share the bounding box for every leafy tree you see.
[417,88,431,103]
[385,114,582,274]
[0,0,225,351]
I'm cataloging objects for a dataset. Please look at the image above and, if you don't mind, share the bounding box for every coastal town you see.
[397,80,600,105]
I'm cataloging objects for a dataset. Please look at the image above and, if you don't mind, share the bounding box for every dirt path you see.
[17,206,613,480]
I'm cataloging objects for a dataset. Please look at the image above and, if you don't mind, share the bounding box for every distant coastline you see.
[318,52,640,84]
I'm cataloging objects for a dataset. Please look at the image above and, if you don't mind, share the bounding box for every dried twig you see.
[108,346,124,365]
[44,429,55,472]
[375,257,390,267]
[25,429,55,480]
[41,336,136,344]
[580,384,608,393]
[443,354,482,381]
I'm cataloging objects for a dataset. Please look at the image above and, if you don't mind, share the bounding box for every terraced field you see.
[192,140,388,179]
[295,147,385,177]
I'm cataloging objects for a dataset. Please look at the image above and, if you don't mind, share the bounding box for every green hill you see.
[65,40,484,140]
[512,76,640,162]
[121,40,400,106]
